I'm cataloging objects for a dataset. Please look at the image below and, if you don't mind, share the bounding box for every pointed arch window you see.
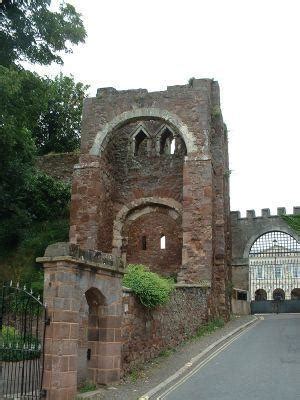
[160,128,174,155]
[134,130,148,156]
[131,125,150,156]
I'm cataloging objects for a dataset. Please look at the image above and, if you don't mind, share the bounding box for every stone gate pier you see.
[37,242,124,400]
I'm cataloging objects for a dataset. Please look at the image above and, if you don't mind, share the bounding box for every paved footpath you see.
[80,315,255,400]
[155,314,300,400]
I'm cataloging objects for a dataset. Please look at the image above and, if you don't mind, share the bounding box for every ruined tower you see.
[69,78,231,316]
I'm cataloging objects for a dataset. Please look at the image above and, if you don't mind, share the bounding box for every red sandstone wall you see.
[125,210,182,277]
[36,152,79,183]
[69,79,231,318]
[121,286,210,374]
[99,119,185,266]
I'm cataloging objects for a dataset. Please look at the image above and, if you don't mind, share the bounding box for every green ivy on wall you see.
[282,215,300,234]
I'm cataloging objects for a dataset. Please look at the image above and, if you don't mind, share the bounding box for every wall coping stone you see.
[122,283,211,295]
[36,242,124,275]
[36,255,125,275]
[175,282,211,288]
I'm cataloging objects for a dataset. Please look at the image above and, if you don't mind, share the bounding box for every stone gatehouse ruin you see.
[39,78,233,399]
[70,78,231,301]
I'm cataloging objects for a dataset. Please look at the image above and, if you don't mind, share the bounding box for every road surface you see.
[158,314,300,400]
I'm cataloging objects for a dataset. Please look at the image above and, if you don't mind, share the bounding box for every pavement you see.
[77,314,255,400]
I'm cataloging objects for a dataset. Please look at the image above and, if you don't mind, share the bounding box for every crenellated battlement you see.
[231,206,300,267]
[231,207,300,221]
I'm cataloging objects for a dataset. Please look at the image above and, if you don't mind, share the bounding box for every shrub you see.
[0,326,41,362]
[78,381,97,393]
[24,171,71,221]
[0,219,69,293]
[123,264,174,308]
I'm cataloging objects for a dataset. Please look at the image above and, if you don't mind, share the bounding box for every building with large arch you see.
[69,79,231,316]
[231,208,300,299]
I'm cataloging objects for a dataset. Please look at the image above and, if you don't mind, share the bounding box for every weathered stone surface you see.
[42,257,123,399]
[69,79,231,319]
[231,209,300,290]
[121,285,210,374]
[36,152,79,183]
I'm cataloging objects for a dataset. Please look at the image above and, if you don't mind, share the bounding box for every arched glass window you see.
[160,235,166,249]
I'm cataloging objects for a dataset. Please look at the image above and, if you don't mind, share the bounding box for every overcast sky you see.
[32,0,299,217]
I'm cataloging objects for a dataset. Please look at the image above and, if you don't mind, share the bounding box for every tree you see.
[0,66,71,249]
[0,0,86,67]
[34,73,89,154]
[0,66,40,227]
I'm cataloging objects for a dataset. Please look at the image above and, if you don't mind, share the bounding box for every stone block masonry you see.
[121,285,210,374]
[39,78,233,399]
[38,243,124,400]
[36,152,79,183]
[231,207,300,291]
[69,78,232,320]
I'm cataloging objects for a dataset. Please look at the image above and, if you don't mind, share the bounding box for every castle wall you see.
[36,152,79,183]
[231,207,300,291]
[121,285,209,374]
[69,80,230,317]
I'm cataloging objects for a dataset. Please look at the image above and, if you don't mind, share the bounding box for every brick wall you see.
[121,285,210,374]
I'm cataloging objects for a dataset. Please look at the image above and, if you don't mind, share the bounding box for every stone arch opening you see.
[78,288,107,385]
[113,197,182,250]
[291,288,300,300]
[160,127,173,155]
[154,124,187,156]
[248,231,300,301]
[95,115,186,254]
[90,108,196,156]
[130,124,151,156]
[255,288,267,301]
[243,227,300,259]
[114,198,182,277]
[273,288,285,300]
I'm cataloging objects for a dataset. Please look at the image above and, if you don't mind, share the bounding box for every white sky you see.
[31,0,300,217]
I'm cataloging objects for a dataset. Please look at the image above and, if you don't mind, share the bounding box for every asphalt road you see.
[159,314,300,400]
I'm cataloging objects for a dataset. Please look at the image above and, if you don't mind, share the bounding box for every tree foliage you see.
[282,215,300,234]
[0,67,38,243]
[0,219,69,290]
[0,0,86,284]
[0,0,86,67]
[0,66,88,155]
[35,73,88,154]
[0,67,72,249]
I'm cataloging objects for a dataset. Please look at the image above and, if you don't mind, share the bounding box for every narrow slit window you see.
[142,236,147,250]
[170,138,176,154]
[160,235,166,249]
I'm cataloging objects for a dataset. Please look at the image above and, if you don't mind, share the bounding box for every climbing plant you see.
[282,215,300,234]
